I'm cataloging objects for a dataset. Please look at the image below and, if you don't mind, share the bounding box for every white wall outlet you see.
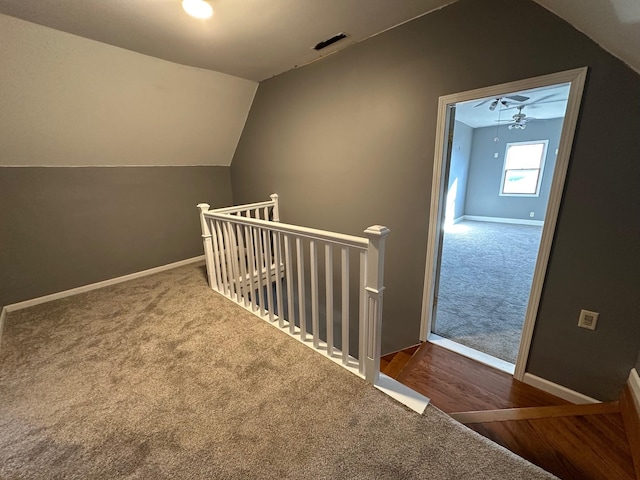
[494,152,499,158]
[529,211,535,218]
[578,309,599,330]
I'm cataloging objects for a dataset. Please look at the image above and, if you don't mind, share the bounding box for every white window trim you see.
[499,139,549,197]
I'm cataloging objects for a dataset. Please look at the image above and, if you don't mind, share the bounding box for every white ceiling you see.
[455,84,571,129]
[0,0,638,81]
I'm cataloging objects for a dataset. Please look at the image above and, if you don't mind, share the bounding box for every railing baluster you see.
[215,221,229,296]
[296,237,307,341]
[245,225,257,312]
[341,247,349,365]
[284,234,296,334]
[325,244,334,356]
[209,218,223,291]
[235,223,248,306]
[274,232,284,328]
[310,240,319,349]
[255,226,266,317]
[232,223,244,303]
[200,197,389,385]
[222,222,237,300]
[263,228,275,322]
[359,250,366,375]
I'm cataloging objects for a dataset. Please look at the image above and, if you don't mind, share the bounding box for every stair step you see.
[381,344,422,379]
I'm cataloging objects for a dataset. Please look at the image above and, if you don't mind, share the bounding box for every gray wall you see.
[231,0,640,400]
[464,118,563,220]
[447,120,473,221]
[0,15,243,307]
[0,167,232,307]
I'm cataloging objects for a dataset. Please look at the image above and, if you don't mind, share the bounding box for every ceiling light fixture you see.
[182,0,213,19]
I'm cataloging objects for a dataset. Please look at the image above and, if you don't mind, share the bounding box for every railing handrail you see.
[203,210,369,251]
[197,194,388,385]
[211,199,276,214]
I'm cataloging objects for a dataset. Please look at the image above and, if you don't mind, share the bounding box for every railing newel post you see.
[362,225,390,384]
[197,203,216,289]
[270,193,280,222]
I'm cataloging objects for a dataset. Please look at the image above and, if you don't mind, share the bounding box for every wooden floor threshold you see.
[451,401,621,424]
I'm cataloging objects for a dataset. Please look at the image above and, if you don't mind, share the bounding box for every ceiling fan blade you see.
[527,94,557,105]
[474,98,493,107]
[505,94,529,102]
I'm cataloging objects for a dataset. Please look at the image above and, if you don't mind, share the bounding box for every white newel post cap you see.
[364,225,391,238]
[197,203,210,212]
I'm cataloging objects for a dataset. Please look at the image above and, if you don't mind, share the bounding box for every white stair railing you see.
[197,195,389,383]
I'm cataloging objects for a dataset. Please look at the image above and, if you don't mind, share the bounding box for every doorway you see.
[420,68,587,379]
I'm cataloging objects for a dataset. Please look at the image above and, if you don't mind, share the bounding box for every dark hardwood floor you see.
[381,342,637,480]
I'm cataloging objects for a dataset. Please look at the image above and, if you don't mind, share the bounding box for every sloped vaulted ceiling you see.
[0,0,638,80]
[532,0,640,75]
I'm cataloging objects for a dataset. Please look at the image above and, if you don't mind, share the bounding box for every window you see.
[500,140,548,196]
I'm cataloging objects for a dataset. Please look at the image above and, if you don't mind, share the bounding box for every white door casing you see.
[420,67,588,380]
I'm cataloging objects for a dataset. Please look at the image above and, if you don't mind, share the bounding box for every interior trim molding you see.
[523,373,600,404]
[629,368,640,413]
[3,256,205,314]
[420,67,589,377]
[375,373,431,414]
[428,333,515,374]
[462,215,544,227]
[0,307,6,356]
[622,369,640,479]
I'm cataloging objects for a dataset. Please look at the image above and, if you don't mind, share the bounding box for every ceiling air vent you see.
[313,32,348,51]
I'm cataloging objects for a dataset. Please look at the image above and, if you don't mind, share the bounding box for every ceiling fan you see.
[502,93,566,111]
[496,105,537,129]
[475,94,530,110]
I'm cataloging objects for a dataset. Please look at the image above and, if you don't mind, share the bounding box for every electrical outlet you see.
[529,212,535,218]
[578,309,599,330]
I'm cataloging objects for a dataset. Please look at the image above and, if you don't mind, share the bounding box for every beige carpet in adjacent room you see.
[0,264,556,479]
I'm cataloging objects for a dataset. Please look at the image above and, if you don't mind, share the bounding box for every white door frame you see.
[419,67,588,381]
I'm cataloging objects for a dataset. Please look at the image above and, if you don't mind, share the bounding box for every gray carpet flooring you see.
[433,221,542,363]
[0,263,555,479]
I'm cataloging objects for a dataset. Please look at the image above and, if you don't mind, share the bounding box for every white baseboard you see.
[629,368,640,414]
[4,256,205,313]
[463,215,544,227]
[523,373,600,404]
[0,307,6,355]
